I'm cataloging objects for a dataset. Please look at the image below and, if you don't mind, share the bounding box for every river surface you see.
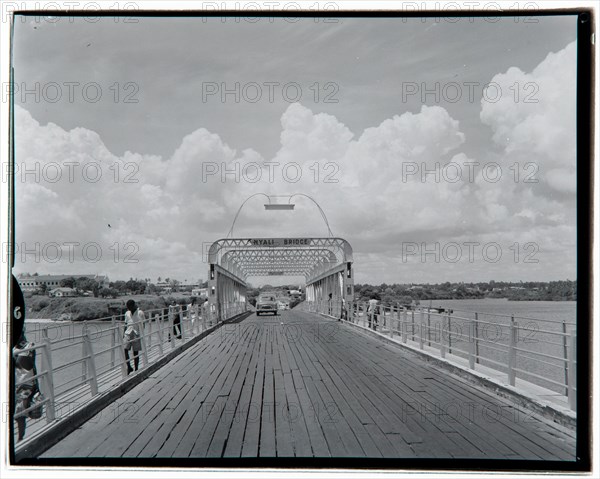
[419,298,576,324]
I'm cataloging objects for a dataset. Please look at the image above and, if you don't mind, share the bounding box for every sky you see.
[11,13,578,285]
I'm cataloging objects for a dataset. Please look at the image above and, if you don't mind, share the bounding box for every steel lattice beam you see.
[208,237,353,281]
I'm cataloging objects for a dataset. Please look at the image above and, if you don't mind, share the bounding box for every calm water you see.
[421,298,576,324]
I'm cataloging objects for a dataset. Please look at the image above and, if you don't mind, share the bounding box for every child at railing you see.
[124,300,144,374]
[13,336,40,441]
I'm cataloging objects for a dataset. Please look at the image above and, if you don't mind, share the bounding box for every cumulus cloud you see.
[480,41,576,195]
[13,41,577,283]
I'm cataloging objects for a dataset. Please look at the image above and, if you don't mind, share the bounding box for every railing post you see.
[40,328,56,423]
[82,324,98,396]
[562,320,568,396]
[155,314,164,356]
[110,316,116,368]
[507,315,517,387]
[468,320,475,369]
[140,316,149,368]
[419,309,424,349]
[427,309,431,346]
[168,309,175,349]
[411,310,415,342]
[389,305,395,338]
[440,313,447,359]
[448,312,452,354]
[147,313,153,349]
[190,305,195,335]
[567,328,577,411]
[474,312,480,364]
[81,327,87,384]
[179,309,186,341]
[115,321,128,379]
[402,308,407,344]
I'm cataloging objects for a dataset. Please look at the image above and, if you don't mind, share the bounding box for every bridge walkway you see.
[41,309,576,459]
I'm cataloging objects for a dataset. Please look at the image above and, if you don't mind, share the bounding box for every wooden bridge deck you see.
[41,309,576,459]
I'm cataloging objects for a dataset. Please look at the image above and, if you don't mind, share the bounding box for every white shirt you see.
[367,299,378,312]
[124,309,145,336]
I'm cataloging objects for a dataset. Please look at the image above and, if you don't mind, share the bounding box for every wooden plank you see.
[76,376,180,457]
[180,332,252,457]
[93,343,226,457]
[290,330,322,380]
[305,336,380,457]
[222,326,261,457]
[337,331,515,457]
[207,326,259,457]
[49,336,220,456]
[306,337,405,457]
[259,348,276,457]
[185,396,228,457]
[302,376,347,456]
[274,368,294,456]
[284,336,330,456]
[334,319,571,459]
[155,336,245,457]
[241,321,267,457]
[281,371,313,456]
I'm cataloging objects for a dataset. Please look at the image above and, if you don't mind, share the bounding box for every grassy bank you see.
[25,293,195,321]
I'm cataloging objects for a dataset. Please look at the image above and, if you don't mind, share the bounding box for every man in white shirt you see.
[124,299,144,374]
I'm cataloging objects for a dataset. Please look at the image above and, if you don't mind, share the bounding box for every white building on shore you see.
[17,274,110,292]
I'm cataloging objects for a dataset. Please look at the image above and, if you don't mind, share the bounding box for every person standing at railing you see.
[124,299,144,374]
[367,295,379,330]
[188,298,195,326]
[327,293,333,315]
[169,300,182,340]
[13,336,40,441]
[201,298,210,326]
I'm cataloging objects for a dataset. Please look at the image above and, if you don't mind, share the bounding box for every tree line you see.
[354,280,577,304]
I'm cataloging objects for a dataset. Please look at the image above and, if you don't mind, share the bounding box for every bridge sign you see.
[250,238,312,247]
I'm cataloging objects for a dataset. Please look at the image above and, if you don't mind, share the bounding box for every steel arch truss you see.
[207,237,355,321]
[221,249,339,279]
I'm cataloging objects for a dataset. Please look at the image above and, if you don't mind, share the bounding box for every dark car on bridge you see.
[256,293,278,316]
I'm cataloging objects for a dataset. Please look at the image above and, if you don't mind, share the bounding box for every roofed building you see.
[17,274,110,292]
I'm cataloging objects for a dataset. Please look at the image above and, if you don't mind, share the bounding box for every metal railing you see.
[305,299,577,412]
[13,301,244,446]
